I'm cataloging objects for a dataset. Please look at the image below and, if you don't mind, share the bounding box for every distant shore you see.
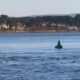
[0,29,80,33]
[0,31,80,36]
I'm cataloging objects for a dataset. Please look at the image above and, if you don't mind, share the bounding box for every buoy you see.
[55,40,63,49]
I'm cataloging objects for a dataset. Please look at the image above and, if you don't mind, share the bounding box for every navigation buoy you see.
[55,40,63,49]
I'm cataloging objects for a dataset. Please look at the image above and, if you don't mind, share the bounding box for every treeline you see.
[0,14,80,28]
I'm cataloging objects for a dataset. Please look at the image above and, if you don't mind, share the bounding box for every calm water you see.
[0,32,80,80]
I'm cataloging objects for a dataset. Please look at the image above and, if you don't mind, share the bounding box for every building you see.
[2,24,10,29]
[69,26,78,31]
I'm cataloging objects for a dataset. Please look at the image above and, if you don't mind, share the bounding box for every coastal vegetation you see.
[0,14,80,32]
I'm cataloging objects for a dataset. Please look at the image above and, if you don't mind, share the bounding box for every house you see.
[51,23,56,27]
[57,24,66,27]
[16,23,25,32]
[69,26,78,31]
[12,26,16,30]
[2,24,10,29]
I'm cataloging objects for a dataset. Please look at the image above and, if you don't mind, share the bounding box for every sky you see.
[0,0,80,17]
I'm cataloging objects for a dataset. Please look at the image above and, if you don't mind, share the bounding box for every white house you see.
[69,26,78,31]
[2,24,10,29]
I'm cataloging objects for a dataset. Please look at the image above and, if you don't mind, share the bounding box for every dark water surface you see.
[0,32,80,80]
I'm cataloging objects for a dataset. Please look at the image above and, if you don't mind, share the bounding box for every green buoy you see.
[55,40,63,49]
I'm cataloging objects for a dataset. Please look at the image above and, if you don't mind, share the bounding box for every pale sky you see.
[0,0,80,17]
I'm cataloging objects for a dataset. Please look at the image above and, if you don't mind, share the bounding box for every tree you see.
[74,14,80,27]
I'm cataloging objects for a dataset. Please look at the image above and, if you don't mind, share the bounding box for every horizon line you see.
[0,13,80,17]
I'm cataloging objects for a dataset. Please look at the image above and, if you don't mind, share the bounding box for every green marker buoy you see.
[55,40,63,49]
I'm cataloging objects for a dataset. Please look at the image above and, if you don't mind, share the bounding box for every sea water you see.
[0,32,80,80]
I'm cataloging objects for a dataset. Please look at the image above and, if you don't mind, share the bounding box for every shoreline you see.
[0,31,80,36]
[0,30,80,33]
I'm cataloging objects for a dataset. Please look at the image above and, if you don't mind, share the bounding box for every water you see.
[0,32,80,80]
